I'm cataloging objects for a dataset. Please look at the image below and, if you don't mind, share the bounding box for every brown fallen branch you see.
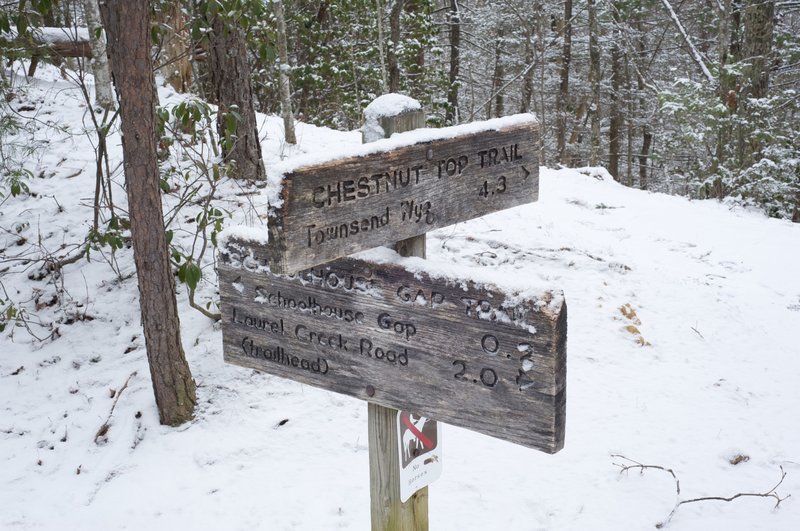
[94,371,137,444]
[611,454,790,528]
[612,454,681,495]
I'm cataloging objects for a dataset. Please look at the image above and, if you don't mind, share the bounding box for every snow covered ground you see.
[2,65,799,530]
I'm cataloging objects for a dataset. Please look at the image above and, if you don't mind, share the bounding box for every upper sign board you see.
[218,237,565,453]
[267,117,539,274]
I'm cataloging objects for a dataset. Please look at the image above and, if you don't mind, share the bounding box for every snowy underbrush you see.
[1,64,799,530]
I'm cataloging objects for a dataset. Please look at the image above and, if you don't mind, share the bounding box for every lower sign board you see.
[218,237,566,452]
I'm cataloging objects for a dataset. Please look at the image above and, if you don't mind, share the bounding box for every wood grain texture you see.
[268,121,539,274]
[219,240,566,452]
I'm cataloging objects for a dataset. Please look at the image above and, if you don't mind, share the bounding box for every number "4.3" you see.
[479,175,506,198]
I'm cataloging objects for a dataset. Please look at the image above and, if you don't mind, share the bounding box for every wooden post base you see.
[369,403,429,530]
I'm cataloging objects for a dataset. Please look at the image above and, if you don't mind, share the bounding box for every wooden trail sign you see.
[218,239,566,452]
[267,117,539,274]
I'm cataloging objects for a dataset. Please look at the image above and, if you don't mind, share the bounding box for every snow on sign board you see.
[266,117,539,274]
[217,239,566,452]
[397,411,442,503]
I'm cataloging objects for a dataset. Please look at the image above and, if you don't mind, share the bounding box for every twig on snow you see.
[94,371,137,444]
[611,454,791,528]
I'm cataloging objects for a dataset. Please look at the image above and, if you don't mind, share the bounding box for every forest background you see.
[1,2,799,528]
[2,0,799,221]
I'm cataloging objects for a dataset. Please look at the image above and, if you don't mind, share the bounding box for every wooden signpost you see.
[219,100,565,530]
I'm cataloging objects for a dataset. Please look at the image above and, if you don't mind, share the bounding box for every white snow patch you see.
[1,65,799,531]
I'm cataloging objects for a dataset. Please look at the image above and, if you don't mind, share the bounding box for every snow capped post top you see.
[362,94,423,143]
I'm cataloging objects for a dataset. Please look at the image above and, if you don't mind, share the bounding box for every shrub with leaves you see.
[158,99,233,320]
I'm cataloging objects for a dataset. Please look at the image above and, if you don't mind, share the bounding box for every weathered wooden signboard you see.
[267,117,539,274]
[219,238,566,452]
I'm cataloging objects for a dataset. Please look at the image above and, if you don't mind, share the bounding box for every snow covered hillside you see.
[2,66,799,530]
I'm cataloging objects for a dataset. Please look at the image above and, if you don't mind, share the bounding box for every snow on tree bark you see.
[81,0,114,110]
[274,0,296,145]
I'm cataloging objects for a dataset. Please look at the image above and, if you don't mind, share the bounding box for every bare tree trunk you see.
[491,33,505,118]
[625,53,634,186]
[588,0,601,166]
[739,0,774,166]
[404,0,426,85]
[519,17,534,114]
[639,129,652,190]
[82,0,114,110]
[388,0,403,92]
[713,0,739,198]
[537,8,546,164]
[155,1,193,93]
[274,0,296,144]
[375,0,389,93]
[634,14,650,189]
[99,0,196,426]
[208,14,265,180]
[446,0,460,124]
[608,7,622,181]
[556,0,572,165]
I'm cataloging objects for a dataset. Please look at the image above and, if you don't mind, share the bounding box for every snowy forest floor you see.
[1,65,799,530]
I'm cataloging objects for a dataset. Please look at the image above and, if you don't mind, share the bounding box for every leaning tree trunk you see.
[99,0,196,426]
[82,0,114,110]
[208,14,265,181]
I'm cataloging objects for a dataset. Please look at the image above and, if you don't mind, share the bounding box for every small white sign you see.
[397,411,442,502]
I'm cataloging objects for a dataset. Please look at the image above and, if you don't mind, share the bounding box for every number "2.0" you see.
[453,360,498,387]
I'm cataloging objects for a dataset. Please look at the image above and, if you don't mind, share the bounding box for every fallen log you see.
[33,26,92,58]
[2,26,92,76]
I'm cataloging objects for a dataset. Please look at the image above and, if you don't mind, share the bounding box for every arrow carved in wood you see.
[516,369,535,392]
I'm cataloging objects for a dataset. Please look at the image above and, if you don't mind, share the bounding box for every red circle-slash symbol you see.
[402,413,433,449]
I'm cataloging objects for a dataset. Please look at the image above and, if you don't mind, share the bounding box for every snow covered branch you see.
[658,0,716,84]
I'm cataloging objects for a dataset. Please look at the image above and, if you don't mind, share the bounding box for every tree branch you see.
[658,0,715,84]
[611,454,791,528]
